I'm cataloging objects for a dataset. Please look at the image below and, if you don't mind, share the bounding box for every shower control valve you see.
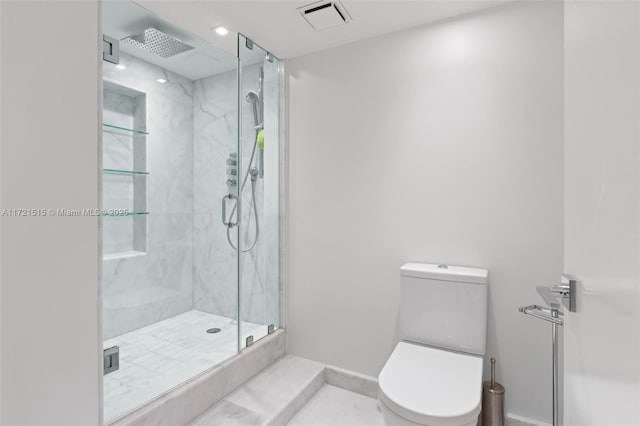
[226,153,239,187]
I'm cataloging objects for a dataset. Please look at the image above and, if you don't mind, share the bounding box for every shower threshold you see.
[103,310,266,422]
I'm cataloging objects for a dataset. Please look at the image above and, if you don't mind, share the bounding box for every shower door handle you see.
[222,193,239,227]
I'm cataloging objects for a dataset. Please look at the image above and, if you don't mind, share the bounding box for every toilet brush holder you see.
[482,358,505,426]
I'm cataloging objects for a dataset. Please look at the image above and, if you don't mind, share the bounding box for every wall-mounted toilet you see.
[378,263,489,426]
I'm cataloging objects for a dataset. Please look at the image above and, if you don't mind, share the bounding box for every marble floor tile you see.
[104,309,265,422]
[287,385,384,426]
[225,355,325,419]
[190,400,264,426]
[189,355,325,426]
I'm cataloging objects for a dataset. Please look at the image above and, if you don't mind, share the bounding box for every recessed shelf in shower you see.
[103,168,149,175]
[102,80,148,258]
[102,123,149,135]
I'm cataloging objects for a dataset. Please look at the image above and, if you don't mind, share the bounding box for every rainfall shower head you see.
[122,28,194,58]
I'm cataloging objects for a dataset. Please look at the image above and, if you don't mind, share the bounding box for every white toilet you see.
[378,263,489,426]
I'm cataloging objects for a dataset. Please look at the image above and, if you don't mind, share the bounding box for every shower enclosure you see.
[101,2,281,422]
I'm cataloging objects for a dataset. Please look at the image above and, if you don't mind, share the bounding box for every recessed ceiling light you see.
[156,78,167,84]
[116,64,126,70]
[214,26,229,36]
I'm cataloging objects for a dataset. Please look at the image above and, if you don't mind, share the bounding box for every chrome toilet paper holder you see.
[518,274,577,426]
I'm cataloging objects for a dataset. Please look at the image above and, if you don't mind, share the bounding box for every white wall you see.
[0,1,101,425]
[563,2,640,425]
[287,2,563,422]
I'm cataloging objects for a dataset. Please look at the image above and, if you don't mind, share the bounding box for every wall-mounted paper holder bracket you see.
[536,274,577,313]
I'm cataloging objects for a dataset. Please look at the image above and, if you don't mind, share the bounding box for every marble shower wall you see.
[102,52,279,340]
[237,64,267,330]
[192,67,238,319]
[103,53,194,339]
[193,63,280,331]
[260,58,281,332]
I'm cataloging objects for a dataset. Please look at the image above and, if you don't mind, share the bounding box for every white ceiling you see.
[137,0,512,59]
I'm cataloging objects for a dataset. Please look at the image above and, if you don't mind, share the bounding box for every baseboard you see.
[324,365,378,398]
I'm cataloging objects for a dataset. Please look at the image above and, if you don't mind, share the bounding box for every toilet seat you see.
[378,342,483,426]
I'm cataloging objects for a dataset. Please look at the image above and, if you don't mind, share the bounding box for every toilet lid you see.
[378,342,483,426]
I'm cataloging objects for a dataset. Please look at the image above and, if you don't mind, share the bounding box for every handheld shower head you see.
[245,91,262,128]
[245,91,260,104]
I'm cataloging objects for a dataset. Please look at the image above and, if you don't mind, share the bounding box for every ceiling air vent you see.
[298,1,351,31]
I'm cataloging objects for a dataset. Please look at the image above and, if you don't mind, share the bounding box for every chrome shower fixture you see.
[122,28,194,58]
[245,91,262,130]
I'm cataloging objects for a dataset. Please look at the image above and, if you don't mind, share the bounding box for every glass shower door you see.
[101,1,241,421]
[237,35,281,348]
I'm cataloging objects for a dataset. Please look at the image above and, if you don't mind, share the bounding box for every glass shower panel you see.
[237,35,281,348]
[102,2,239,422]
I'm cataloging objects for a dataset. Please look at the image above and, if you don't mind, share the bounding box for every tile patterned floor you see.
[104,310,266,422]
[287,385,384,426]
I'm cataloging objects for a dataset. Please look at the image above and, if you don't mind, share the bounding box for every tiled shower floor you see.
[103,310,265,422]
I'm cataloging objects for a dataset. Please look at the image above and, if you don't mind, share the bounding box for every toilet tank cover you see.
[400,263,488,284]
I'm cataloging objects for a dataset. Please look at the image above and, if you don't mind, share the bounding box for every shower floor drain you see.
[206,328,222,334]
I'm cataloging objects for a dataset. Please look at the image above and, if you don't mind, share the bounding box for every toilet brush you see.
[482,358,505,426]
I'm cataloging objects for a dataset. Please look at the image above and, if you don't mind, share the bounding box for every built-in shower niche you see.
[103,80,148,259]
